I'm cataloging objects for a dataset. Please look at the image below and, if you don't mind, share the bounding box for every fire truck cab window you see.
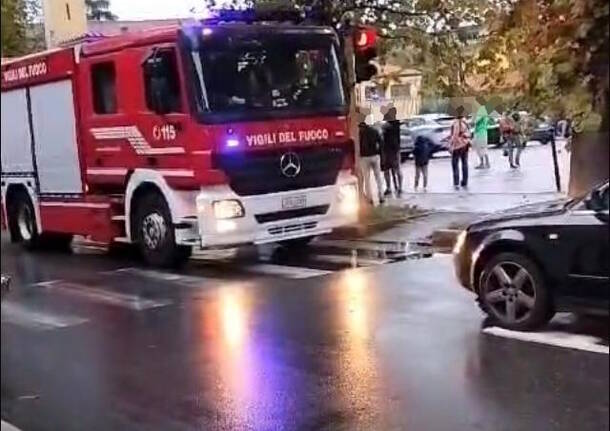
[193,33,345,119]
[91,62,117,114]
[143,49,182,113]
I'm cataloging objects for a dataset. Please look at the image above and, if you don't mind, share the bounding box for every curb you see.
[429,228,462,250]
[331,210,436,238]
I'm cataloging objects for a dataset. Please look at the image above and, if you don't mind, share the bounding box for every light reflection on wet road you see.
[1,237,608,431]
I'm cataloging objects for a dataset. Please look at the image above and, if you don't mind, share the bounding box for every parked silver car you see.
[400,114,454,160]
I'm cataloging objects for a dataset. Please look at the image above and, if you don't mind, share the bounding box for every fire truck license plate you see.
[282,195,307,210]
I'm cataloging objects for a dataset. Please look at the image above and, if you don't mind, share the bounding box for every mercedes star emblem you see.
[280,152,301,178]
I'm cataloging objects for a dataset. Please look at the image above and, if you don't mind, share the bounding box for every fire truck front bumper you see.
[194,173,359,248]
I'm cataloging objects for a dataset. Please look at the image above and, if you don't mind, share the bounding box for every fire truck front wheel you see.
[132,191,192,268]
[7,190,40,249]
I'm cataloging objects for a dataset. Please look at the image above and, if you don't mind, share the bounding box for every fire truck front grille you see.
[268,222,318,236]
[255,205,329,224]
[215,146,346,196]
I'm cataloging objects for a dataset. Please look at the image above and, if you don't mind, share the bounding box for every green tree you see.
[205,0,512,99]
[85,0,116,21]
[1,0,40,57]
[478,0,608,195]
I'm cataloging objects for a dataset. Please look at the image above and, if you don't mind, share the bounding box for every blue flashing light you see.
[226,138,239,148]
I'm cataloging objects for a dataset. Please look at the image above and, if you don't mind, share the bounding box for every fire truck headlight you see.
[338,184,359,215]
[213,200,245,220]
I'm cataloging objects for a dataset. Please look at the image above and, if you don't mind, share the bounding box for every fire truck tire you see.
[133,191,192,268]
[279,236,315,248]
[7,190,40,249]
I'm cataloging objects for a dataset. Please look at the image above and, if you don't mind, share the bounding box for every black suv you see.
[454,181,609,330]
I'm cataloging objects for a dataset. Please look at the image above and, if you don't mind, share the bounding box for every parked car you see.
[399,114,454,160]
[486,117,502,147]
[530,118,555,145]
[453,181,609,330]
[465,115,502,147]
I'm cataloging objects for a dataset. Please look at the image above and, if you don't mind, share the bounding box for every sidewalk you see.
[348,143,571,246]
[386,142,570,212]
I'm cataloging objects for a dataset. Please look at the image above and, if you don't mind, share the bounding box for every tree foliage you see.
[477,0,608,195]
[85,0,116,21]
[477,0,608,131]
[1,0,40,57]
[204,0,513,97]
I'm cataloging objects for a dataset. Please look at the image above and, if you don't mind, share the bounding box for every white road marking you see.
[1,420,24,431]
[314,239,412,252]
[308,253,390,266]
[38,281,172,311]
[483,326,609,355]
[191,249,239,260]
[108,267,222,287]
[242,264,331,279]
[1,302,88,331]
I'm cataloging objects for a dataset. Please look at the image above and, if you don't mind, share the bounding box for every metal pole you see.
[550,135,561,192]
[344,33,363,199]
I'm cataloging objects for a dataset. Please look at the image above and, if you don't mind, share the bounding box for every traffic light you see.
[353,26,378,82]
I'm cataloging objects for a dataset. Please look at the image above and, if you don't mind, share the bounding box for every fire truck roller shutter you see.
[1,88,34,174]
[29,80,82,194]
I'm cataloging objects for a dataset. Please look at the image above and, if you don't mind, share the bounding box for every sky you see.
[110,0,208,20]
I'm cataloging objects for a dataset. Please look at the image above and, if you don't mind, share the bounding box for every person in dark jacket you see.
[381,107,403,197]
[412,137,431,190]
[359,117,385,205]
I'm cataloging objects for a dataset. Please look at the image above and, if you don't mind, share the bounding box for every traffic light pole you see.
[343,33,365,202]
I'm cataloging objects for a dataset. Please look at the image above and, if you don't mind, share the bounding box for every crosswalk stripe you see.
[241,264,331,279]
[38,281,172,311]
[2,420,24,431]
[1,302,88,331]
[314,239,413,253]
[483,326,609,355]
[108,267,223,287]
[307,253,390,267]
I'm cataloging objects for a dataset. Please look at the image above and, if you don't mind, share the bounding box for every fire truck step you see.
[111,215,126,222]
[113,237,131,243]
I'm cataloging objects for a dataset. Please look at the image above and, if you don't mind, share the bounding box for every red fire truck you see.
[1,21,360,266]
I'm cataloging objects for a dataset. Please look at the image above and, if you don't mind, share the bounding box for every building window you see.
[390,84,412,99]
[364,84,384,101]
[65,3,71,20]
[143,49,182,113]
[91,62,118,114]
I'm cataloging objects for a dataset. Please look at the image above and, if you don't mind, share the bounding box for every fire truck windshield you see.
[188,31,346,122]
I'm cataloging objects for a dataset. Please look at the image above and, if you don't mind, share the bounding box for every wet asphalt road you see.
[1,234,608,431]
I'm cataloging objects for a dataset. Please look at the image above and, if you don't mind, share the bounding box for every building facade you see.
[42,0,87,47]
[356,63,422,122]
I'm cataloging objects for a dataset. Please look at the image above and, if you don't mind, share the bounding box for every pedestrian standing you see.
[499,111,520,168]
[381,108,403,197]
[512,112,528,167]
[449,108,471,190]
[473,102,490,169]
[412,136,431,190]
[359,117,385,205]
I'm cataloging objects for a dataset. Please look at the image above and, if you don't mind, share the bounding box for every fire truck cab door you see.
[139,46,189,153]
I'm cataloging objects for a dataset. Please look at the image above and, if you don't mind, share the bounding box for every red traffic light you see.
[354,27,377,51]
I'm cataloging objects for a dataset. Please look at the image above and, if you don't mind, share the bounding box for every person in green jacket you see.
[473,101,490,169]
